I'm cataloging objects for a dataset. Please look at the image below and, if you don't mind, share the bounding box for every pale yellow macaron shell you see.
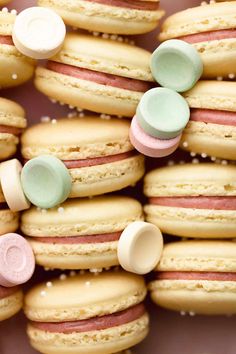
[25,271,148,354]
[159,2,236,78]
[0,288,23,321]
[21,117,145,198]
[144,163,236,238]
[0,207,19,235]
[0,11,35,88]
[38,0,164,35]
[35,33,153,117]
[181,81,236,160]
[0,97,26,160]
[150,240,236,315]
[21,196,143,269]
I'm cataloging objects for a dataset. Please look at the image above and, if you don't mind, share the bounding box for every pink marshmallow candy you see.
[129,116,181,158]
[0,233,35,287]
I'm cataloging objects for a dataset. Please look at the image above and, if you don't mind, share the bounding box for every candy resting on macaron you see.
[0,9,35,88]
[181,80,236,160]
[21,117,145,199]
[21,196,144,270]
[144,163,236,238]
[150,240,236,315]
[129,88,190,158]
[24,271,149,354]
[34,33,153,117]
[159,1,236,79]
[0,98,26,161]
[38,0,165,35]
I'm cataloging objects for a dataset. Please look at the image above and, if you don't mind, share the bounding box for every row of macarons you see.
[3,237,236,354]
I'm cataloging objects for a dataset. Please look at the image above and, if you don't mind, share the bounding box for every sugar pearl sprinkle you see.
[70,270,77,277]
[58,207,65,214]
[41,116,51,123]
[59,274,67,281]
[46,281,53,288]
[40,290,47,297]
[12,73,18,80]
[91,31,135,45]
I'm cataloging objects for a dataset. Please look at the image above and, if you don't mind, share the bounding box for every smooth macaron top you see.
[144,163,236,197]
[184,80,236,112]
[0,10,15,36]
[157,240,236,272]
[21,116,133,160]
[50,33,153,82]
[21,196,143,237]
[159,2,236,41]
[0,97,26,128]
[24,271,147,322]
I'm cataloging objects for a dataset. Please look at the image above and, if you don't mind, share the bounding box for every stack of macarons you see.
[24,271,149,354]
[37,0,165,35]
[34,32,154,117]
[0,8,35,88]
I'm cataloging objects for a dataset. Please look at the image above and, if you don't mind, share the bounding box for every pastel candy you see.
[151,40,203,92]
[118,221,163,275]
[0,233,35,287]
[12,7,66,60]
[136,88,190,140]
[0,159,30,212]
[21,155,72,209]
[130,116,181,158]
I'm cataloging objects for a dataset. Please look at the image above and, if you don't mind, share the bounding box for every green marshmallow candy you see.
[151,39,203,93]
[136,87,190,140]
[21,155,72,209]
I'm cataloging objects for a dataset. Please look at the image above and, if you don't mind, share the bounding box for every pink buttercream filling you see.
[190,109,236,127]
[149,197,236,210]
[156,271,236,281]
[0,285,19,299]
[32,232,122,244]
[0,35,14,46]
[62,151,137,169]
[30,303,145,334]
[179,29,236,44]
[47,61,152,93]
[85,0,160,11]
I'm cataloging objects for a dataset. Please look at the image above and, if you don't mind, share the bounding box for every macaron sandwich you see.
[21,116,145,198]
[21,196,143,270]
[150,240,236,315]
[181,80,236,160]
[0,97,26,161]
[159,1,236,78]
[0,285,23,321]
[0,9,35,88]
[35,33,153,117]
[25,271,149,354]
[144,163,236,238]
[0,186,19,235]
[38,0,164,35]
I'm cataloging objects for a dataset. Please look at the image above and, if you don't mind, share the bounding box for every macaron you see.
[0,187,19,235]
[144,163,236,238]
[181,80,236,160]
[0,97,26,161]
[24,271,149,354]
[21,117,145,198]
[0,285,23,321]
[34,33,153,117]
[38,0,164,35]
[0,8,35,88]
[21,196,143,270]
[159,1,236,79]
[150,240,236,315]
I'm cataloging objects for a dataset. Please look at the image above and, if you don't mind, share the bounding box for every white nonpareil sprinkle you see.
[40,290,47,297]
[46,282,53,288]
[11,9,17,15]
[40,116,51,123]
[93,31,100,37]
[201,153,207,158]
[190,152,196,157]
[192,158,199,164]
[51,119,57,124]
[50,98,57,104]
[70,270,76,277]
[221,160,228,165]
[189,311,195,316]
[229,73,235,79]
[12,74,18,80]
[211,156,216,161]
[110,34,118,41]
[58,207,64,213]
[102,33,109,39]
[180,311,186,316]
[182,141,188,148]
[167,160,175,166]
[59,274,67,281]
[2,7,9,13]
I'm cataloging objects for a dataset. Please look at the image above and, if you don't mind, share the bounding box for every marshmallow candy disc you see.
[151,40,203,92]
[137,88,190,139]
[0,159,30,212]
[21,155,72,209]
[12,7,66,59]
[0,233,35,287]
[118,221,163,274]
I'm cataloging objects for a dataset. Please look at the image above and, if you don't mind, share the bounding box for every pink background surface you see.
[1,1,236,353]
